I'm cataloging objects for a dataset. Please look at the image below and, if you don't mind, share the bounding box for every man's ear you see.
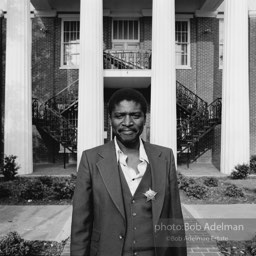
[143,114,147,125]
[109,114,112,126]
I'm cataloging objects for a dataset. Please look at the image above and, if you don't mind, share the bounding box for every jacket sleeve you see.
[71,151,93,256]
[169,149,187,256]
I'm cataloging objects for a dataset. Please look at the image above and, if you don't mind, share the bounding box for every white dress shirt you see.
[114,137,149,196]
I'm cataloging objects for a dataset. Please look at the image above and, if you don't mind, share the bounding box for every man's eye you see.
[115,114,123,119]
[132,114,141,119]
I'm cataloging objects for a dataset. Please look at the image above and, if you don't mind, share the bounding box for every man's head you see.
[108,88,148,147]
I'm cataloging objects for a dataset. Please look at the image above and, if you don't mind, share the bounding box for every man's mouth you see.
[120,129,135,135]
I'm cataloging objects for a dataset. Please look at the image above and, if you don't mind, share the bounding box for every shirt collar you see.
[114,137,149,164]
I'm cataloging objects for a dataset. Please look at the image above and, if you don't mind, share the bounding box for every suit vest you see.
[118,164,155,255]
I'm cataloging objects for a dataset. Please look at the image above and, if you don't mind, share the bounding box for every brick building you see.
[0,0,255,175]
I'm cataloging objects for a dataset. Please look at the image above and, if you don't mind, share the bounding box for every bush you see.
[0,184,11,199]
[52,179,75,200]
[184,183,209,199]
[251,234,256,256]
[1,155,20,181]
[203,177,218,187]
[250,155,256,174]
[177,172,196,190]
[230,164,250,179]
[0,232,31,256]
[19,180,46,200]
[38,176,53,187]
[224,184,244,198]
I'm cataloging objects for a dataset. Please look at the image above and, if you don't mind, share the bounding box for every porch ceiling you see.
[29,0,223,13]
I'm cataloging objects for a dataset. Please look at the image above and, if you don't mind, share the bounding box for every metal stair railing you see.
[176,81,208,116]
[32,98,77,153]
[44,79,79,114]
[177,98,222,167]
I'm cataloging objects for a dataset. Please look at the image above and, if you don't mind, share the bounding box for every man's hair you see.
[108,88,148,116]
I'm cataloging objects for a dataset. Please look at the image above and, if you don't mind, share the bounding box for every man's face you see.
[110,100,146,147]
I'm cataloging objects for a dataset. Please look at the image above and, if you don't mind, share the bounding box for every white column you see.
[221,0,250,174]
[77,0,104,163]
[4,0,32,174]
[151,0,177,157]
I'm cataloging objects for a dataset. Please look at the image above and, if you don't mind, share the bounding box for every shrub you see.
[177,172,196,190]
[1,155,20,181]
[184,183,209,199]
[19,179,45,200]
[224,184,244,198]
[38,176,53,187]
[0,184,11,198]
[0,231,31,256]
[203,177,218,187]
[250,155,256,174]
[52,179,75,200]
[251,234,256,256]
[230,164,250,179]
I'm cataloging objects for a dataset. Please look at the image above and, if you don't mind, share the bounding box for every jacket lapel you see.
[96,141,125,220]
[144,142,167,228]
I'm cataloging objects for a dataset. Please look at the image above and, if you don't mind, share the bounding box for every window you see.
[61,19,80,67]
[175,20,190,68]
[112,19,139,41]
[219,18,224,68]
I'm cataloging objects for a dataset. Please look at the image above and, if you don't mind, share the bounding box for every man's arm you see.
[71,151,93,256]
[169,149,187,255]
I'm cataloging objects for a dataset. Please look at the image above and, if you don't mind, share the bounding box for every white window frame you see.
[218,17,224,69]
[175,19,191,69]
[112,18,140,44]
[60,17,80,69]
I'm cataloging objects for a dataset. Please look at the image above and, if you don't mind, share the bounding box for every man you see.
[71,88,187,256]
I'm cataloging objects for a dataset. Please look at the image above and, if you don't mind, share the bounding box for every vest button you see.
[132,212,137,217]
[133,240,136,244]
[119,235,123,240]
[132,200,135,204]
[134,252,138,256]
[134,227,137,230]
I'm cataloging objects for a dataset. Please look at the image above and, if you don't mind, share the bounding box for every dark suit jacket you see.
[71,141,187,256]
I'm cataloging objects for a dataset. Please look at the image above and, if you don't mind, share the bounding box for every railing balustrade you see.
[32,98,77,152]
[103,50,151,69]
[176,81,208,115]
[177,98,222,142]
[45,79,79,114]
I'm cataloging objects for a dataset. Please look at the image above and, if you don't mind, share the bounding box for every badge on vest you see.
[143,188,157,202]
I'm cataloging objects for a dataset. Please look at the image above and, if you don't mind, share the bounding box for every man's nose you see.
[123,115,133,126]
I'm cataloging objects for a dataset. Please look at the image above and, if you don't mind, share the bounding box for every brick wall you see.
[249,17,256,156]
[103,16,112,50]
[140,17,152,50]
[32,17,79,162]
[2,15,255,164]
[176,18,197,92]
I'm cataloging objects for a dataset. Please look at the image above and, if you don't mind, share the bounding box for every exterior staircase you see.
[32,79,78,157]
[32,52,221,167]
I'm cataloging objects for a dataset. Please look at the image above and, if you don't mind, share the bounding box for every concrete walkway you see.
[0,205,72,242]
[1,203,256,256]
